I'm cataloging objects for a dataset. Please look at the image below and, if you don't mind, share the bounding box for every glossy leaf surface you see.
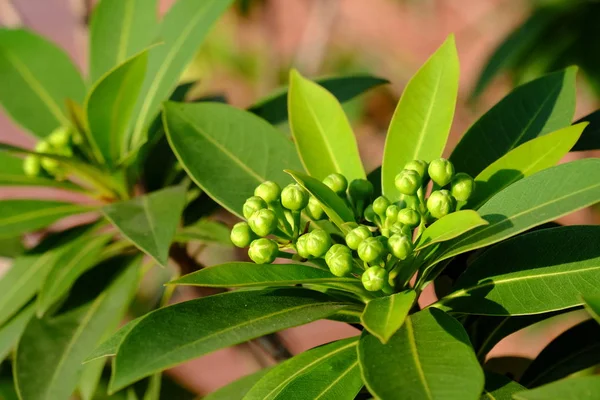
[361,290,415,344]
[415,210,488,251]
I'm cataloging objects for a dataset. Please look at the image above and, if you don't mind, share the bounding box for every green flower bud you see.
[395,169,422,195]
[325,244,353,277]
[348,179,374,203]
[428,158,455,187]
[306,196,324,220]
[345,225,372,250]
[362,266,388,292]
[372,196,390,217]
[23,155,40,177]
[248,208,278,237]
[427,190,455,219]
[254,181,281,204]
[323,173,348,196]
[296,233,311,259]
[390,222,412,237]
[41,157,60,174]
[388,233,413,260]
[248,238,278,264]
[35,140,51,154]
[306,229,332,257]
[404,159,428,178]
[243,196,267,219]
[385,205,400,224]
[397,208,421,228]
[364,204,376,223]
[358,237,385,263]
[281,184,308,211]
[230,222,254,248]
[451,172,475,201]
[48,127,71,148]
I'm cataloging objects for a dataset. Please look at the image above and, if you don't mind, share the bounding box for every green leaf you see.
[285,170,355,229]
[480,372,525,400]
[108,288,351,392]
[249,74,387,125]
[514,376,600,400]
[37,233,112,316]
[244,338,361,400]
[85,318,143,363]
[0,304,34,362]
[519,319,600,387]
[582,295,600,324]
[89,0,158,83]
[0,199,91,238]
[170,262,355,288]
[174,219,231,245]
[415,210,488,251]
[573,110,600,151]
[126,0,234,155]
[452,68,577,178]
[288,69,365,181]
[204,369,272,400]
[358,308,483,400]
[360,290,415,344]
[434,159,600,265]
[79,358,105,400]
[164,102,302,218]
[0,29,86,138]
[382,35,459,201]
[103,185,186,266]
[85,49,149,166]
[437,226,600,315]
[0,235,24,258]
[14,256,140,400]
[468,123,586,209]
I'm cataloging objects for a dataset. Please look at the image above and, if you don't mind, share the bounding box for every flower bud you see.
[404,159,428,178]
[243,196,268,219]
[358,237,385,263]
[48,127,71,148]
[372,196,390,218]
[36,141,60,175]
[248,208,278,237]
[296,233,311,259]
[427,190,455,219]
[395,169,422,195]
[306,229,332,258]
[388,233,413,260]
[428,158,455,187]
[364,204,376,223]
[362,266,388,292]
[305,196,324,220]
[23,155,40,177]
[323,173,348,196]
[281,184,308,211]
[345,225,372,250]
[451,172,475,201]
[348,179,374,203]
[254,181,281,204]
[397,208,421,228]
[390,222,412,237]
[248,238,278,264]
[385,205,400,224]
[230,222,254,248]
[325,244,353,277]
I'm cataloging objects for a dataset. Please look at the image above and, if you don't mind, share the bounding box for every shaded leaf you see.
[0,235,24,258]
[288,69,365,181]
[361,290,415,344]
[382,35,459,200]
[0,303,34,362]
[204,368,271,400]
[174,219,231,245]
[573,109,600,151]
[481,372,525,400]
[582,295,600,324]
[514,376,600,400]
[415,210,488,251]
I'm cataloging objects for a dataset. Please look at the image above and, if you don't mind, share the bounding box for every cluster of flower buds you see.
[23,127,77,180]
[230,159,474,294]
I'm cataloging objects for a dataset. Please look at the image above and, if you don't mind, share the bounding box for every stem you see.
[292,211,301,239]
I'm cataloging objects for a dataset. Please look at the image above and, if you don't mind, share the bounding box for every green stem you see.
[292,210,301,239]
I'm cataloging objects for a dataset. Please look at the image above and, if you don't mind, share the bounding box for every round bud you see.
[451,172,475,201]
[306,196,324,220]
[348,179,374,203]
[248,208,278,237]
[41,156,60,175]
[323,173,348,195]
[254,181,281,204]
[345,226,372,250]
[230,222,254,248]
[23,155,40,177]
[385,205,400,224]
[281,184,308,211]
[243,196,267,219]
[388,233,413,260]
[428,158,455,187]
[364,204,376,223]
[325,244,353,277]
[395,169,422,195]
[362,266,388,292]
[391,222,412,237]
[306,229,333,257]
[248,238,278,264]
[35,140,51,154]
[397,208,421,228]
[372,196,390,218]
[404,159,428,178]
[48,127,71,148]
[296,233,311,259]
[427,190,455,219]
[358,237,385,263]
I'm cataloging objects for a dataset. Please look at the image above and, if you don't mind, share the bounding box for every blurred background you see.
[0,0,599,396]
